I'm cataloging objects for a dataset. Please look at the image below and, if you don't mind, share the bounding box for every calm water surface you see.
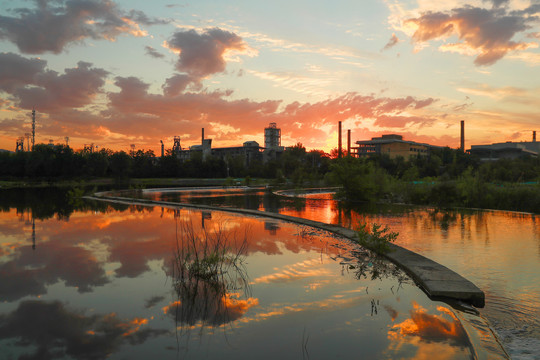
[142,188,540,360]
[0,188,491,359]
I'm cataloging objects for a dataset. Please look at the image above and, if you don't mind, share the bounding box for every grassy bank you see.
[0,177,273,190]
[395,180,540,213]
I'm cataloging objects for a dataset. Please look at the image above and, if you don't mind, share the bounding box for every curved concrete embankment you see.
[87,190,485,308]
[273,187,342,197]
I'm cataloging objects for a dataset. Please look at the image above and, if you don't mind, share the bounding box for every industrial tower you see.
[172,136,182,153]
[16,137,24,152]
[264,122,281,149]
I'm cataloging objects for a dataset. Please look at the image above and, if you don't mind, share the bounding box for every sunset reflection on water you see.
[0,200,482,359]
[144,188,537,356]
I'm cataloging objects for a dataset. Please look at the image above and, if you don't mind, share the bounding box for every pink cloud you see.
[102,77,439,149]
[144,45,165,59]
[0,0,164,54]
[167,28,251,80]
[0,53,108,112]
[382,33,400,51]
[0,54,440,151]
[375,115,437,128]
[407,5,539,65]
[0,52,46,92]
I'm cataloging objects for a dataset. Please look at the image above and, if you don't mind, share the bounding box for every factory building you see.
[468,132,538,161]
[354,134,435,159]
[174,123,281,165]
[211,141,264,165]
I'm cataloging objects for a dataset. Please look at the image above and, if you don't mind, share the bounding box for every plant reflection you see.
[351,247,409,284]
[169,218,257,338]
[427,209,459,231]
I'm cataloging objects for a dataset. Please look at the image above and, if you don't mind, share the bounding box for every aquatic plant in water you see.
[356,221,398,253]
[170,218,251,335]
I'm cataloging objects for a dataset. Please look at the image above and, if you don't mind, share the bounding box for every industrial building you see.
[468,132,538,160]
[353,134,436,159]
[172,123,283,165]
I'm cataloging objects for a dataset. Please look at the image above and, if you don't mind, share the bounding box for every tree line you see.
[0,143,330,181]
[1,143,538,212]
[326,148,540,213]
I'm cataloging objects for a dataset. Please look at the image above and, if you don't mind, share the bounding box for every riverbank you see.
[2,176,538,214]
[0,177,272,189]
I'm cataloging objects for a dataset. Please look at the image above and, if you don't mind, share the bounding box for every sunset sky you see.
[1,0,539,153]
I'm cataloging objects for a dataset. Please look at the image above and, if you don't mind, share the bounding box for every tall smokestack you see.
[202,128,204,144]
[533,131,537,142]
[460,120,465,152]
[160,140,164,157]
[347,129,351,157]
[338,121,342,158]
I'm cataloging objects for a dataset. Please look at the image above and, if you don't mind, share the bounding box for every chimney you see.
[533,131,537,142]
[338,121,342,158]
[460,120,465,152]
[202,128,204,144]
[347,129,351,157]
[160,140,164,157]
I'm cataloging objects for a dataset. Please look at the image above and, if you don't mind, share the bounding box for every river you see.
[141,187,540,360]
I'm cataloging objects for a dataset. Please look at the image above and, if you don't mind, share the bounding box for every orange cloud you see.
[252,258,331,284]
[407,5,539,65]
[163,291,259,327]
[104,77,437,150]
[382,33,400,51]
[389,302,469,347]
[121,317,149,337]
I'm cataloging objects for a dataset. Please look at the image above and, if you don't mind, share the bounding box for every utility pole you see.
[460,120,465,152]
[31,108,36,151]
[338,121,342,158]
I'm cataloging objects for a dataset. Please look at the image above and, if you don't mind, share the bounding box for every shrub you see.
[356,222,399,253]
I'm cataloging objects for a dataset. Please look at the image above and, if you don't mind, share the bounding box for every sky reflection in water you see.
[0,202,475,359]
[143,188,539,358]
